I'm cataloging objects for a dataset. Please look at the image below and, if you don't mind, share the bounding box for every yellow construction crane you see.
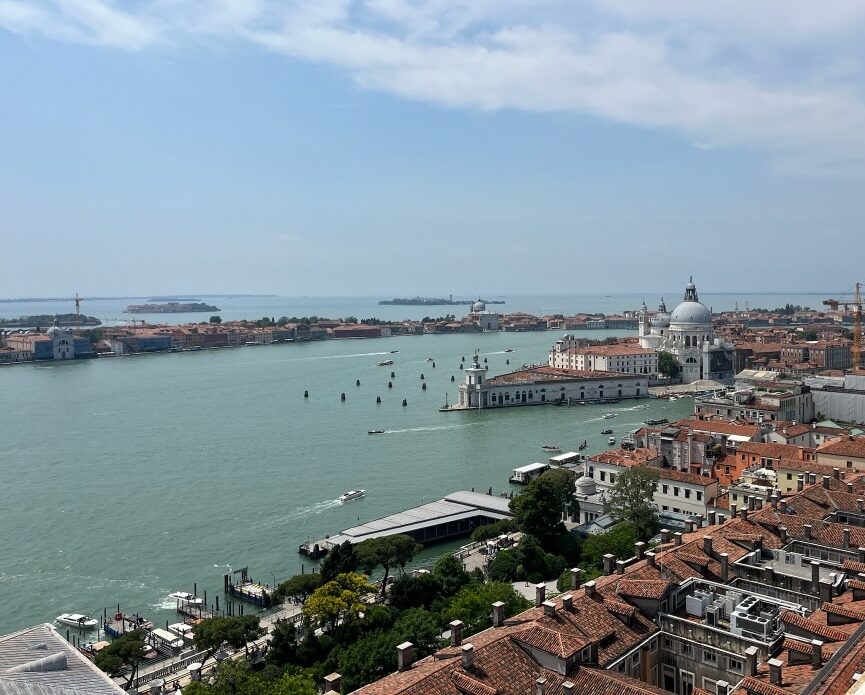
[823,282,862,368]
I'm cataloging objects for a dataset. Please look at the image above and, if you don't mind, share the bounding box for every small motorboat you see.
[602,413,617,419]
[504,348,514,353]
[340,489,365,503]
[57,613,98,629]
[644,418,670,426]
[601,429,613,435]
[578,441,588,450]
[608,436,616,445]
[427,357,434,362]
[368,429,385,435]
[377,360,394,366]
[168,591,203,606]
[390,350,399,353]
[541,444,561,452]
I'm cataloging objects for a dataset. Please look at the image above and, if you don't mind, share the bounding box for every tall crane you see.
[823,282,862,369]
[73,292,84,334]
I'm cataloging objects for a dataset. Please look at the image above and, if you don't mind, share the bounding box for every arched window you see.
[685,336,691,347]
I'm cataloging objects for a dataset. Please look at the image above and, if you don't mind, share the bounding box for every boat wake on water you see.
[382,423,481,434]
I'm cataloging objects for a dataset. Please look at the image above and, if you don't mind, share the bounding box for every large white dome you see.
[670,301,711,326]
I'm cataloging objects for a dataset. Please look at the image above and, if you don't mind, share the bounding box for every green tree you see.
[184,660,316,695]
[209,315,222,324]
[442,582,530,636]
[320,541,359,581]
[801,330,819,341]
[657,351,680,378]
[469,519,517,543]
[488,548,520,582]
[431,554,471,597]
[303,572,374,632]
[509,469,579,550]
[94,629,145,686]
[356,535,423,597]
[193,615,263,659]
[606,467,659,539]
[336,631,398,692]
[274,573,324,604]
[581,523,638,569]
[391,608,442,656]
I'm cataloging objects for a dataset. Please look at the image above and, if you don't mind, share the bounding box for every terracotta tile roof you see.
[782,638,813,655]
[817,436,865,459]
[848,579,865,591]
[774,458,837,475]
[451,672,496,695]
[821,602,865,621]
[657,468,717,486]
[589,449,661,466]
[739,676,789,695]
[780,610,850,642]
[615,580,670,600]
[485,366,639,387]
[513,625,590,659]
[738,441,813,460]
[677,419,760,438]
[568,668,674,695]
[842,559,865,574]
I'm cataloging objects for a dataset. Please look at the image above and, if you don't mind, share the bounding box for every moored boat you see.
[168,591,203,606]
[541,444,560,452]
[608,436,616,445]
[600,429,613,435]
[56,613,98,629]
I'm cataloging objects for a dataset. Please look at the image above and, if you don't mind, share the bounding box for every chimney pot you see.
[731,503,738,517]
[797,476,804,492]
[769,658,784,686]
[745,646,759,676]
[491,601,505,627]
[844,528,851,549]
[660,528,671,542]
[819,579,833,603]
[323,673,342,694]
[708,510,717,526]
[703,536,713,556]
[859,547,865,564]
[603,554,616,575]
[779,526,788,542]
[811,560,821,591]
[449,620,463,647]
[804,524,812,540]
[584,580,596,597]
[542,600,556,616]
[397,642,414,671]
[534,584,547,606]
[716,681,730,695]
[562,682,575,694]
[570,567,583,589]
[674,532,683,546]
[740,507,749,521]
[561,594,574,612]
[848,483,854,493]
[811,639,823,667]
[535,677,547,695]
[635,541,646,560]
[461,644,474,669]
[822,475,831,489]
[720,553,729,582]
[834,467,841,480]
[616,560,626,575]
[858,499,864,513]
[646,551,656,568]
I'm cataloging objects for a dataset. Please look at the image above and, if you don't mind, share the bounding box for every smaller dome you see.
[576,477,597,496]
[472,299,486,312]
[46,318,62,337]
[650,312,670,328]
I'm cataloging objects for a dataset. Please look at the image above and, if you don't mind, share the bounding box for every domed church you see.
[638,277,734,383]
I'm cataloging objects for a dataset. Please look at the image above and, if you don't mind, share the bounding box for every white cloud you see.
[3,0,865,173]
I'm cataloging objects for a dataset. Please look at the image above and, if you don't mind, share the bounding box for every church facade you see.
[638,278,733,384]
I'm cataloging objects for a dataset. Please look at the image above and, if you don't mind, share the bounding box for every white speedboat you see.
[608,436,616,445]
[602,413,617,419]
[168,591,203,606]
[57,613,98,629]
[377,360,394,366]
[339,489,365,503]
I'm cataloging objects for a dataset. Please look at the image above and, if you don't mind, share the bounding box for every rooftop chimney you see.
[635,541,646,560]
[740,507,749,522]
[716,681,730,695]
[535,677,547,695]
[562,594,574,612]
[834,467,841,480]
[584,580,596,597]
[703,536,713,556]
[323,673,342,694]
[769,658,784,686]
[660,528,671,543]
[844,528,851,549]
[859,547,865,564]
[397,642,413,671]
[858,499,864,513]
[812,640,823,668]
[674,532,683,546]
[562,682,575,694]
[731,503,738,518]
[797,476,804,492]
[745,646,759,676]
[570,567,583,589]
[720,553,729,582]
[492,601,505,627]
[708,510,717,526]
[804,524,813,540]
[823,476,831,490]
[819,579,833,604]
[461,644,474,669]
[616,560,626,575]
[779,526,788,543]
[543,600,556,616]
[811,561,821,592]
[848,483,855,494]
[535,583,546,606]
[603,554,616,575]
[449,620,463,647]
[646,551,656,568]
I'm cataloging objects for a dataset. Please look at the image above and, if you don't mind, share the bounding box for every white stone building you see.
[467,299,499,331]
[638,277,734,384]
[549,338,658,376]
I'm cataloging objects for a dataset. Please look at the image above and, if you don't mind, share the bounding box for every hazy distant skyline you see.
[3,1,865,296]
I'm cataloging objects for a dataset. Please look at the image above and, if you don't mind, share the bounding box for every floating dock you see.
[299,490,512,558]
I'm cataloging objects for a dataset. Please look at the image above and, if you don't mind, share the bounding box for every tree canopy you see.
[657,351,680,378]
[355,535,423,596]
[509,468,579,550]
[94,629,145,685]
[320,541,359,581]
[183,659,316,695]
[581,522,639,569]
[606,467,659,539]
[303,572,375,632]
[442,582,530,636]
[193,615,263,658]
[274,573,324,604]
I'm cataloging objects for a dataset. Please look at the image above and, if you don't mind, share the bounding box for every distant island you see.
[0,313,101,328]
[126,302,220,314]
[379,297,505,306]
[146,296,200,302]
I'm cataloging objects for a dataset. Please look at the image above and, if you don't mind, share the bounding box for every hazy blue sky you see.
[2,1,865,297]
